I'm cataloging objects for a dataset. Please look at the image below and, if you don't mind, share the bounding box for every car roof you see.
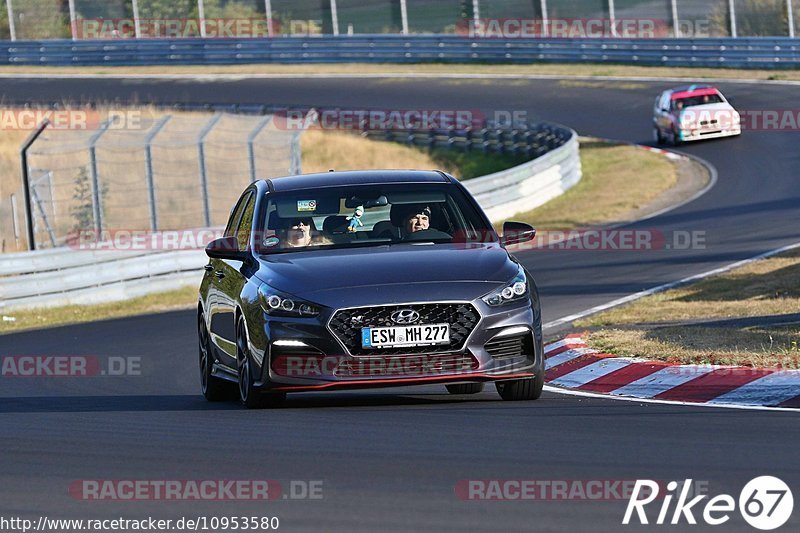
[668,84,715,94]
[265,170,450,192]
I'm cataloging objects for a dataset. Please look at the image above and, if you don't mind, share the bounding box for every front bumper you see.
[679,126,741,142]
[252,299,540,392]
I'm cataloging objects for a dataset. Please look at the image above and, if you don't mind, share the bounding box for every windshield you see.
[255,183,495,253]
[672,93,724,110]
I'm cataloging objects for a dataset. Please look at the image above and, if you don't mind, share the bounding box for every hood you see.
[254,243,518,308]
[680,103,737,123]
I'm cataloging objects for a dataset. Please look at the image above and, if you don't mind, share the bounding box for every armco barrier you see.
[1,36,799,68]
[0,125,581,312]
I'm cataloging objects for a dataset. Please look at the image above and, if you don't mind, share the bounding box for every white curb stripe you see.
[543,337,585,353]
[544,347,595,370]
[610,365,717,398]
[549,358,632,388]
[707,371,800,407]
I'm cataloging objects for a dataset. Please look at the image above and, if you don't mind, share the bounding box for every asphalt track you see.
[1,75,799,531]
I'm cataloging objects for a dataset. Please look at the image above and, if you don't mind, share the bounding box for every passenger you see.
[279,218,330,248]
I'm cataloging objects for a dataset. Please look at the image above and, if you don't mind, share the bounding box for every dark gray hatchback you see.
[198,170,543,408]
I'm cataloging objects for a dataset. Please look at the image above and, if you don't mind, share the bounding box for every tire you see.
[199,313,233,402]
[445,383,484,395]
[237,320,285,409]
[495,373,544,401]
[653,127,665,146]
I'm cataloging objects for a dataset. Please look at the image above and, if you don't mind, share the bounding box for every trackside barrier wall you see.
[0,125,581,312]
[1,36,799,68]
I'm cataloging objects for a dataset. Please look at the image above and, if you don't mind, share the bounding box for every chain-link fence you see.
[1,1,798,40]
[2,110,300,251]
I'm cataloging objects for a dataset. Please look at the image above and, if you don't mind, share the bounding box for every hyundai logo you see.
[391,309,420,325]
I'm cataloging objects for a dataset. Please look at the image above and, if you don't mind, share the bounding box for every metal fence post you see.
[264,0,274,37]
[290,133,302,175]
[88,120,112,237]
[132,0,142,38]
[472,0,480,24]
[789,0,796,38]
[197,113,222,227]
[198,0,207,38]
[19,119,49,251]
[68,0,77,39]
[144,115,171,231]
[248,115,273,183]
[671,0,680,37]
[540,0,549,37]
[6,0,16,41]
[608,0,617,37]
[330,0,340,36]
[400,0,409,34]
[728,0,737,37]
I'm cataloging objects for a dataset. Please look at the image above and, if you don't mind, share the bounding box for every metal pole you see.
[6,0,16,41]
[399,0,409,35]
[671,0,680,37]
[472,0,480,25]
[19,120,49,251]
[728,0,737,37]
[290,133,302,175]
[198,0,207,38]
[608,0,617,37]
[264,0,274,37]
[247,115,273,183]
[68,0,77,40]
[88,120,112,237]
[144,115,171,231]
[789,0,796,38]
[131,0,142,38]
[197,113,222,227]
[540,0,548,37]
[330,0,339,36]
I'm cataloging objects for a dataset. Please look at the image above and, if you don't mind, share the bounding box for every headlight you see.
[258,284,320,318]
[482,266,529,307]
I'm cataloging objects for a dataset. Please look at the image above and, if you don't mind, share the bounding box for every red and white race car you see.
[653,85,741,145]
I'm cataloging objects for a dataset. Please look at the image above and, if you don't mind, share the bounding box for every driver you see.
[403,205,432,234]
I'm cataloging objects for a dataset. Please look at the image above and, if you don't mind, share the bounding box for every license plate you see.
[361,324,450,349]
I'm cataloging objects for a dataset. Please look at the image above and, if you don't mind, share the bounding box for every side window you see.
[224,192,252,238]
[236,194,255,251]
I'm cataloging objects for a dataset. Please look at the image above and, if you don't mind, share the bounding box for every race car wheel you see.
[199,313,233,402]
[237,320,285,409]
[446,383,485,395]
[653,127,665,145]
[495,373,544,401]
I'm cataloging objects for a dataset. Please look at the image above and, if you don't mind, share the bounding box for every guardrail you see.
[0,122,581,312]
[2,35,799,68]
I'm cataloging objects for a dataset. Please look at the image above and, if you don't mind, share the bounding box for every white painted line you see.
[549,358,632,388]
[3,72,800,87]
[544,347,594,370]
[543,240,800,331]
[543,337,585,353]
[707,371,800,407]
[610,364,717,398]
[543,385,800,412]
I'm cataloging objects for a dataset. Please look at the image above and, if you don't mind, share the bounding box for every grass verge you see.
[507,139,677,230]
[575,248,800,368]
[3,63,800,82]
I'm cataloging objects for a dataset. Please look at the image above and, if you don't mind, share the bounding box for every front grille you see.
[485,334,530,359]
[334,353,479,377]
[328,303,480,356]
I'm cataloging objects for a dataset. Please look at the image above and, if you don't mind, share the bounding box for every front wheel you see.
[199,313,233,402]
[495,373,544,401]
[653,127,665,146]
[237,320,285,409]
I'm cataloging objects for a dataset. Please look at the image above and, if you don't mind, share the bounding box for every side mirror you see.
[206,236,248,260]
[501,221,536,247]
